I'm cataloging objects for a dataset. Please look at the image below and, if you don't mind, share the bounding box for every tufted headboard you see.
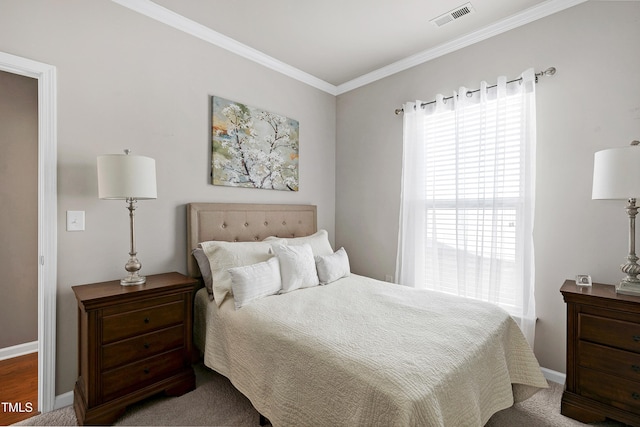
[186,203,317,277]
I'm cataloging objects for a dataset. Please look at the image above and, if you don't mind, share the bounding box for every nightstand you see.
[561,279,640,426]
[72,272,197,425]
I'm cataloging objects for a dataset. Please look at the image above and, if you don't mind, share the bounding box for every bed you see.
[187,202,548,427]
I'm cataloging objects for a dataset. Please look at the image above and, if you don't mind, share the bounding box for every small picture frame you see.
[575,275,592,287]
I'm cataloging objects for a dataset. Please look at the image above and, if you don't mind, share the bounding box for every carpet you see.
[14,364,628,426]
[15,364,260,426]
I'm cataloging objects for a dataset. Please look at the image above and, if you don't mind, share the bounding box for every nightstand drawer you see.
[102,325,185,370]
[579,367,640,413]
[102,348,185,401]
[579,341,640,381]
[579,313,640,353]
[102,300,184,343]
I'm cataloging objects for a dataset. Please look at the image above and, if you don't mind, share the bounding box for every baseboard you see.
[0,341,38,361]
[54,391,73,410]
[541,367,566,385]
[48,367,566,413]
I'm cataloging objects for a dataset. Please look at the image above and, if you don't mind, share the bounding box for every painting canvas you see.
[211,96,299,191]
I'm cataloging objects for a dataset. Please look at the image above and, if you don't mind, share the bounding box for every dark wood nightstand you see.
[72,272,197,425]
[561,279,640,426]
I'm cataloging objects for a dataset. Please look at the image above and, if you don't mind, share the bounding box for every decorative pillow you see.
[272,243,319,293]
[315,247,351,285]
[199,240,274,307]
[229,257,281,310]
[192,248,214,300]
[264,229,333,257]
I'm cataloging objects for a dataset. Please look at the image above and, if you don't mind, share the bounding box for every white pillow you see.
[264,229,333,257]
[199,240,274,307]
[315,247,350,285]
[229,257,281,310]
[272,243,319,293]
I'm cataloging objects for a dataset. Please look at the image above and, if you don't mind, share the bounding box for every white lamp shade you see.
[593,146,640,200]
[97,153,157,200]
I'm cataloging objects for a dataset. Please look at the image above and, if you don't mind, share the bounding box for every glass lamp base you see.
[122,252,145,286]
[121,273,146,286]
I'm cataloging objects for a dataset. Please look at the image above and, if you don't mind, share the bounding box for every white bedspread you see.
[199,274,548,427]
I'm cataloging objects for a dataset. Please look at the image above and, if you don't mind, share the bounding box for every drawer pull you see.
[144,317,150,324]
[144,368,150,374]
[143,343,150,349]
[633,335,640,342]
[633,365,640,373]
[633,392,640,400]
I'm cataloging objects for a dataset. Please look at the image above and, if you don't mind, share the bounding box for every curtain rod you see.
[394,67,556,115]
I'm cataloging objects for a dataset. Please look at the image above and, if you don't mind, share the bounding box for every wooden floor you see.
[0,352,38,425]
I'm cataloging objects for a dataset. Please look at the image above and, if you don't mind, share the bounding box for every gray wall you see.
[0,0,336,394]
[2,0,638,397]
[0,70,38,349]
[336,1,640,374]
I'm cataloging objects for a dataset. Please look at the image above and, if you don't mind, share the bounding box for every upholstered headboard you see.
[186,203,317,277]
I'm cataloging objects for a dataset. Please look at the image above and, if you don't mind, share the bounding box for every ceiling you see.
[114,0,588,94]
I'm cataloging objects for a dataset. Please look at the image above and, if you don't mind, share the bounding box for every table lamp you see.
[592,140,640,295]
[97,149,157,286]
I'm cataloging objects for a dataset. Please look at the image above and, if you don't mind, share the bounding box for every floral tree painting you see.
[211,96,299,191]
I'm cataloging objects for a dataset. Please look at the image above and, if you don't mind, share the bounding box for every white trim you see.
[0,341,38,361]
[54,391,74,411]
[48,368,566,412]
[336,0,588,94]
[112,0,586,95]
[110,0,337,95]
[541,367,566,385]
[0,51,58,414]
[47,368,566,411]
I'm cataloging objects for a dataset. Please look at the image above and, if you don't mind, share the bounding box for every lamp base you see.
[122,251,145,286]
[121,272,146,286]
[616,280,640,296]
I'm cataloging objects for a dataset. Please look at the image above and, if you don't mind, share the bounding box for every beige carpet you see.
[14,363,628,426]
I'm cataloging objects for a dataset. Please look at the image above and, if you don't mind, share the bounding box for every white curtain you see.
[396,69,537,346]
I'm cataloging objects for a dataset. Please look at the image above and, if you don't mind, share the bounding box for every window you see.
[397,70,537,345]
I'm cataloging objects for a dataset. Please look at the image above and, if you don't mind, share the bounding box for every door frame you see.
[0,51,57,413]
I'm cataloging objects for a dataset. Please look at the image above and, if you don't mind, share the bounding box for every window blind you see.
[421,94,526,314]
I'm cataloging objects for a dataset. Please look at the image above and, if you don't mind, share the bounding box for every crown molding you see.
[112,0,587,96]
[336,0,588,94]
[110,0,338,95]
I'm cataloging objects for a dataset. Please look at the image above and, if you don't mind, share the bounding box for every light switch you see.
[67,211,85,231]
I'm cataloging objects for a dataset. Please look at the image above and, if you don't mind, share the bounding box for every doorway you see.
[0,69,38,424]
[0,52,57,415]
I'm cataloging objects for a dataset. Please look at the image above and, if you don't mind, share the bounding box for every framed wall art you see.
[211,96,299,191]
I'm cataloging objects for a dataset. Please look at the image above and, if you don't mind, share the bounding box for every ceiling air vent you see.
[431,2,475,27]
